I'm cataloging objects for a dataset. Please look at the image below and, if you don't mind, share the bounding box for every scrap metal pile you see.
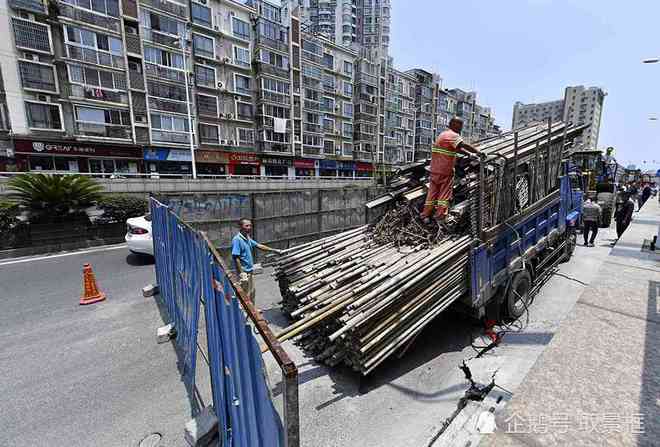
[273,121,586,375]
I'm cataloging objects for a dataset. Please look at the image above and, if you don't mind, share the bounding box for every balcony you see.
[58,4,121,33]
[304,123,322,134]
[258,90,290,105]
[148,97,187,114]
[256,62,289,80]
[255,35,288,54]
[260,141,292,154]
[12,18,52,54]
[303,100,320,111]
[145,63,185,83]
[66,84,129,104]
[302,51,323,66]
[76,122,132,139]
[259,116,291,130]
[125,34,141,55]
[151,130,190,144]
[139,0,188,18]
[66,45,124,69]
[129,70,145,90]
[9,0,46,14]
[323,83,335,94]
[142,29,182,49]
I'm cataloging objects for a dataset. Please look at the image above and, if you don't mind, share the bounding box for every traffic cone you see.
[80,263,106,305]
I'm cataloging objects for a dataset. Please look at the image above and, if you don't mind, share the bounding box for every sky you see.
[390,0,660,172]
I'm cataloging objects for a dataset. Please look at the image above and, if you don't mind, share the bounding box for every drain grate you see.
[138,433,162,447]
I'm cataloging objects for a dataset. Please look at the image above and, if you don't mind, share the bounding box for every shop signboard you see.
[261,156,293,167]
[294,159,317,169]
[14,139,142,158]
[320,159,337,170]
[356,161,374,171]
[197,150,229,164]
[337,161,355,171]
[144,148,193,162]
[229,152,259,165]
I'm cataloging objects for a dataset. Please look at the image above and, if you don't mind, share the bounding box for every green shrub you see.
[96,195,148,224]
[7,173,104,217]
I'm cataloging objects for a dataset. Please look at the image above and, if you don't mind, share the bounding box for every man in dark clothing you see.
[614,195,635,243]
[641,185,652,209]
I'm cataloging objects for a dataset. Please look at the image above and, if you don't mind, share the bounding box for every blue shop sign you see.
[320,159,337,170]
[338,161,355,171]
[144,148,169,161]
[144,148,193,162]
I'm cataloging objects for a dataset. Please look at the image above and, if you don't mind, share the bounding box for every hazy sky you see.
[390,0,660,172]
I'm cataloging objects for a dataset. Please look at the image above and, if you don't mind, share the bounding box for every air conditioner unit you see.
[221,139,228,144]
[227,113,234,119]
[37,94,49,102]
[223,57,231,64]
[30,54,39,61]
[214,25,219,31]
[216,55,222,61]
[217,81,224,89]
[234,95,240,101]
[369,95,375,102]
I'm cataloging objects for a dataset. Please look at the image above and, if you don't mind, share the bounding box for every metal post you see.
[283,370,300,447]
[181,33,197,180]
[477,159,485,240]
[513,132,519,213]
[545,118,552,195]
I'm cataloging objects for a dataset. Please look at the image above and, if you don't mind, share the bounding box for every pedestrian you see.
[613,194,635,244]
[641,184,652,209]
[231,218,282,305]
[582,198,601,247]
[421,117,483,224]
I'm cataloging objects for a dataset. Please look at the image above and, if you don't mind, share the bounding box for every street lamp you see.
[180,28,197,180]
[643,58,660,64]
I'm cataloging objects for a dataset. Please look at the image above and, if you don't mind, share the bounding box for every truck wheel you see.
[561,229,577,263]
[506,270,532,320]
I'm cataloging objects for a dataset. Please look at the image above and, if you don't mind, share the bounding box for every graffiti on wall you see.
[162,194,250,222]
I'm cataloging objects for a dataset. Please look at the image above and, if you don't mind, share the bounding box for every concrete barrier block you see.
[156,323,176,344]
[184,405,218,446]
[142,284,159,297]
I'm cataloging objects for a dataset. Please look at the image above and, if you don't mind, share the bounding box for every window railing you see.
[142,29,182,49]
[256,34,288,53]
[58,4,121,33]
[9,0,46,14]
[151,129,190,144]
[67,84,128,104]
[145,63,185,83]
[12,18,51,53]
[258,90,290,105]
[76,122,132,139]
[139,0,187,18]
[125,33,141,55]
[66,44,124,69]
[303,100,320,111]
[129,70,145,90]
[304,123,322,134]
[148,97,187,114]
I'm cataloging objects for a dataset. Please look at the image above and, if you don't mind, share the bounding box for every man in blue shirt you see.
[231,218,282,303]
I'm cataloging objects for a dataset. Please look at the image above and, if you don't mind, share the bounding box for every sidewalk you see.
[477,197,660,446]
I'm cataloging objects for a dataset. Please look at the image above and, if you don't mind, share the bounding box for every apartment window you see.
[147,80,186,101]
[343,61,353,76]
[237,102,253,120]
[194,65,215,88]
[65,25,122,55]
[62,0,119,17]
[260,49,288,69]
[259,21,288,43]
[322,74,335,90]
[68,64,126,89]
[263,104,288,118]
[262,77,290,94]
[151,113,190,142]
[238,128,254,144]
[342,122,353,137]
[303,134,322,146]
[140,11,185,36]
[232,17,250,40]
[234,46,251,67]
[76,106,130,125]
[234,74,251,94]
[321,96,334,112]
[303,65,322,79]
[305,89,319,102]
[199,123,219,144]
[323,140,334,155]
[193,34,214,59]
[343,102,353,117]
[323,117,334,132]
[191,3,212,28]
[19,61,57,92]
[343,81,353,97]
[197,94,218,117]
[144,46,183,68]
[343,142,353,156]
[261,2,280,22]
[323,53,334,69]
[26,102,62,130]
[12,18,52,54]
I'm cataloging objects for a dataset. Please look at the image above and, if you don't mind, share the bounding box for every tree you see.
[7,173,104,218]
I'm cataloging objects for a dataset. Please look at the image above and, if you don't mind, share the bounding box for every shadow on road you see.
[126,253,155,266]
[639,280,660,445]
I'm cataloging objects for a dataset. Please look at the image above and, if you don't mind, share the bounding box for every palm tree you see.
[7,173,104,217]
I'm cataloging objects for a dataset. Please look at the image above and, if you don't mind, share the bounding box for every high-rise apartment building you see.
[380,61,415,164]
[512,86,606,151]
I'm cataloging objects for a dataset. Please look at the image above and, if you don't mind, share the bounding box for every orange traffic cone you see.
[80,263,106,305]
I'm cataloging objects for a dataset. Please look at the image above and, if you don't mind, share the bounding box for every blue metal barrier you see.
[150,198,299,447]
[150,198,201,389]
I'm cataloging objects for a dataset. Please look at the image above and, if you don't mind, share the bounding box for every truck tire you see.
[506,270,532,320]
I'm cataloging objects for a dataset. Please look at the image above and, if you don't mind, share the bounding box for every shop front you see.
[356,161,374,178]
[144,148,194,176]
[261,155,293,177]
[13,139,143,175]
[228,152,259,176]
[337,161,356,178]
[196,150,228,176]
[294,159,317,178]
[319,159,338,177]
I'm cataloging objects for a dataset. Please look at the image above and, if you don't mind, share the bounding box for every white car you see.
[125,214,154,256]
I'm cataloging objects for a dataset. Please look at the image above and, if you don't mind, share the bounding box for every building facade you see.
[511,85,606,151]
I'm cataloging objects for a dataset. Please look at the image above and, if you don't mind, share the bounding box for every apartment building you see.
[511,86,606,151]
[406,68,439,161]
[380,61,415,165]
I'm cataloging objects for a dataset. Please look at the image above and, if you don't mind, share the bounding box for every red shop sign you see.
[229,152,259,165]
[294,159,316,169]
[356,161,374,171]
[13,139,142,158]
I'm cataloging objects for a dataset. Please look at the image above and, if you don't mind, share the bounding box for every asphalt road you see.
[0,245,205,447]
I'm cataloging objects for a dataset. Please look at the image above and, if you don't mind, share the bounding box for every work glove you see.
[239,272,249,283]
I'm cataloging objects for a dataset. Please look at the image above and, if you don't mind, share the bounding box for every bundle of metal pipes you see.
[273,224,471,374]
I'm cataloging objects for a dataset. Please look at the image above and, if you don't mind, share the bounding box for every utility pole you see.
[181,30,197,179]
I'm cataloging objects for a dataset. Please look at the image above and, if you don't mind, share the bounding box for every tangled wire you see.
[371,203,446,247]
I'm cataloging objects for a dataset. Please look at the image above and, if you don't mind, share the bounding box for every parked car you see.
[125,214,153,256]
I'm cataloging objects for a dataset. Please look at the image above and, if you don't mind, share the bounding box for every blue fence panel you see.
[150,198,202,389]
[204,262,284,447]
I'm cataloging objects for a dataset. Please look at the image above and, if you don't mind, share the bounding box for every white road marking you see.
[0,244,127,266]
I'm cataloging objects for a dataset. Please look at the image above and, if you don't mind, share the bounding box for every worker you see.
[582,198,601,247]
[613,194,635,245]
[640,184,652,209]
[421,117,484,224]
[231,218,282,305]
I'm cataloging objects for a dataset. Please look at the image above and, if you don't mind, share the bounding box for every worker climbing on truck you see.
[421,117,484,224]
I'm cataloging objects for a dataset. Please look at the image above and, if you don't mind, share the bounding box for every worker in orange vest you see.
[421,117,484,224]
